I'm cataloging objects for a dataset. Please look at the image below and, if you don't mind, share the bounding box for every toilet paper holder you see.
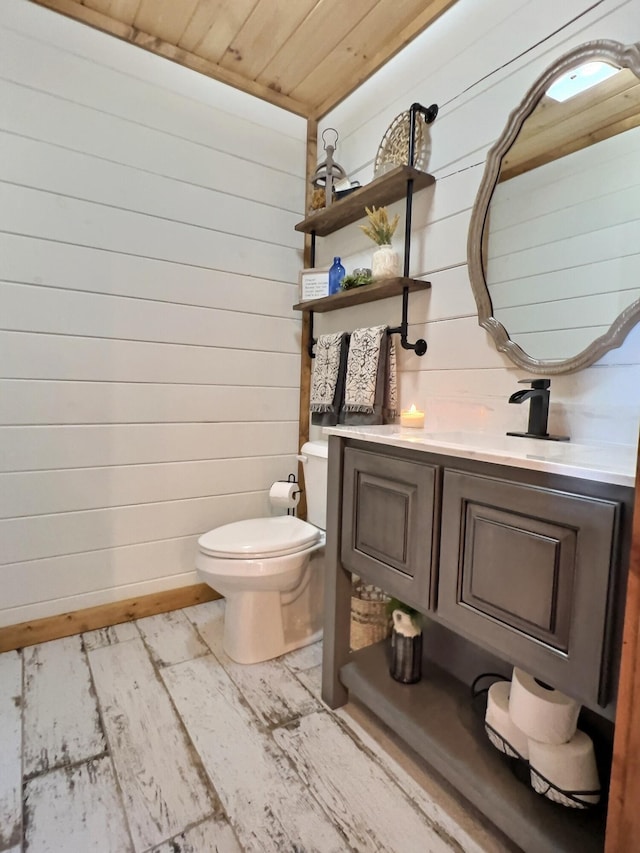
[278,473,302,516]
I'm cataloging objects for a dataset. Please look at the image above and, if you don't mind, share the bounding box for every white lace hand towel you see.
[310,332,347,413]
[384,338,398,421]
[344,325,387,414]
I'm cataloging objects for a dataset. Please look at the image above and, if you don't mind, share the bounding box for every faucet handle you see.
[517,378,550,390]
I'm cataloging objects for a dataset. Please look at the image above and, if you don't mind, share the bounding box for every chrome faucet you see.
[507,378,569,441]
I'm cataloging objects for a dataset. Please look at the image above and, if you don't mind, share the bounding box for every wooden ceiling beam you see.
[29,0,311,117]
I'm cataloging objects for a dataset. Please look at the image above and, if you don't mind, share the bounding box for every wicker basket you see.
[350,578,391,651]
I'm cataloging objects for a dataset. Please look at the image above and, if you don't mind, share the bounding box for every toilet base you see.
[222,595,323,664]
[197,540,325,665]
[222,548,324,664]
[223,590,285,664]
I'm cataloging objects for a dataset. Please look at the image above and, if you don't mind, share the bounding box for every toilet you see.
[196,440,328,664]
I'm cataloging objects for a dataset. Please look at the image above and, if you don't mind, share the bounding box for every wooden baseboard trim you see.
[0,584,221,653]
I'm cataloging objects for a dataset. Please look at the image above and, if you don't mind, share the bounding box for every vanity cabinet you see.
[438,469,620,707]
[341,447,438,609]
[322,434,634,853]
[338,443,625,709]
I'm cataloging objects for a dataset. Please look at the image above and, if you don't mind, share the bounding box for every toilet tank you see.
[300,441,329,531]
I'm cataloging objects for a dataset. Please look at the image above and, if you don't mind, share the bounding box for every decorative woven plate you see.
[374,110,428,175]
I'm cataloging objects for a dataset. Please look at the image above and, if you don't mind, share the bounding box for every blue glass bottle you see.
[328,257,346,295]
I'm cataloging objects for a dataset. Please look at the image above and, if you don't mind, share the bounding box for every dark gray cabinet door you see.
[341,447,438,609]
[438,469,620,705]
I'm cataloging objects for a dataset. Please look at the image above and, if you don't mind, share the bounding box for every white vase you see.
[372,243,400,279]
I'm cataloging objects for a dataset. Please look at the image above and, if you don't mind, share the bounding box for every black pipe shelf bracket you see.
[295,101,438,359]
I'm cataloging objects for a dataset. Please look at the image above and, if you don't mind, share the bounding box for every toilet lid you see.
[198,516,320,559]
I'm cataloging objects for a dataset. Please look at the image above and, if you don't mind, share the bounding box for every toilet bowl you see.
[196,441,328,664]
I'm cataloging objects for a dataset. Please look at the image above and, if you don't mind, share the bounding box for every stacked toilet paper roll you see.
[528,732,601,808]
[269,480,300,510]
[510,668,600,808]
[483,667,600,808]
[485,681,529,760]
[509,668,580,744]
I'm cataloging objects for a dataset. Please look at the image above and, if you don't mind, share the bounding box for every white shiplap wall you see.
[313,0,640,448]
[0,0,306,626]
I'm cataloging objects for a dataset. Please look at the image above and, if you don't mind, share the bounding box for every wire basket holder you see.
[470,672,601,811]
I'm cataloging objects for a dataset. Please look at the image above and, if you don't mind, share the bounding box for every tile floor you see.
[0,600,515,852]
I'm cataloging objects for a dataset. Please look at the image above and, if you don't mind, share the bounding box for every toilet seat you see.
[198,515,321,560]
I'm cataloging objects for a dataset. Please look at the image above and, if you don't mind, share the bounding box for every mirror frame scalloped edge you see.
[467,39,640,375]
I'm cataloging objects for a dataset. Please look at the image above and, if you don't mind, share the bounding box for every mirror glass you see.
[468,40,640,373]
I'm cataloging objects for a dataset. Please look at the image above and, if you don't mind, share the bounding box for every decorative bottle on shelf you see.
[328,257,346,295]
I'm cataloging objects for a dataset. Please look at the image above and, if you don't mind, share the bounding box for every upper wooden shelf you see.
[292,277,430,313]
[294,166,435,236]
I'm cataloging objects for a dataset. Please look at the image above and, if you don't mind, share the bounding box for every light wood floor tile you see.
[336,703,515,853]
[184,600,320,728]
[23,756,133,853]
[83,622,140,652]
[0,650,22,850]
[150,816,242,853]
[23,636,106,777]
[136,610,208,667]
[88,638,216,852]
[282,640,323,672]
[273,709,461,853]
[294,662,323,701]
[161,655,348,853]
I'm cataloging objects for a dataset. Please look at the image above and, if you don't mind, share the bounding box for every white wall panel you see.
[0,422,299,472]
[0,0,306,625]
[0,332,298,385]
[0,537,207,611]
[0,79,303,213]
[0,455,298,519]
[0,491,271,565]
[0,381,299,425]
[0,184,300,283]
[0,283,299,353]
[0,234,297,317]
[0,132,301,249]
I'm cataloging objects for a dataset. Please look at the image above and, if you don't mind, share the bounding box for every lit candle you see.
[400,404,425,429]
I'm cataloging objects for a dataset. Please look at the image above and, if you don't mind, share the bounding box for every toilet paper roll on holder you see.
[276,473,302,516]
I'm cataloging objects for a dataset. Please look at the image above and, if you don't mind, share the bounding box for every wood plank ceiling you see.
[29,0,458,119]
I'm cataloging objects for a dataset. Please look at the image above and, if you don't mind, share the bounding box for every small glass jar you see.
[353,267,372,278]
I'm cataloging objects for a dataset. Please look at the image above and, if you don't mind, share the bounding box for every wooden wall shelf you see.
[295,166,435,236]
[293,277,430,313]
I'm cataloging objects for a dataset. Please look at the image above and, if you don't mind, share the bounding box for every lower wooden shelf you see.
[292,277,430,313]
[340,642,606,853]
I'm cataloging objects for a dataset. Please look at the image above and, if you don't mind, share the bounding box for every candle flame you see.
[409,404,416,414]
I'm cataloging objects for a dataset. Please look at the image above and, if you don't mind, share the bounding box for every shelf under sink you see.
[340,642,606,853]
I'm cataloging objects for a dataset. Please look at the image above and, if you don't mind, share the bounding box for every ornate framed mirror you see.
[467,40,640,374]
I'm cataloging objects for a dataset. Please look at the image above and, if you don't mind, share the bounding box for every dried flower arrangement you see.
[359,205,400,246]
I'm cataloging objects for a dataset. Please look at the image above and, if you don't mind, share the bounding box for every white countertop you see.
[323,425,636,488]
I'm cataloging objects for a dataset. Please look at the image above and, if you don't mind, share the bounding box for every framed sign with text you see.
[299,267,330,301]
